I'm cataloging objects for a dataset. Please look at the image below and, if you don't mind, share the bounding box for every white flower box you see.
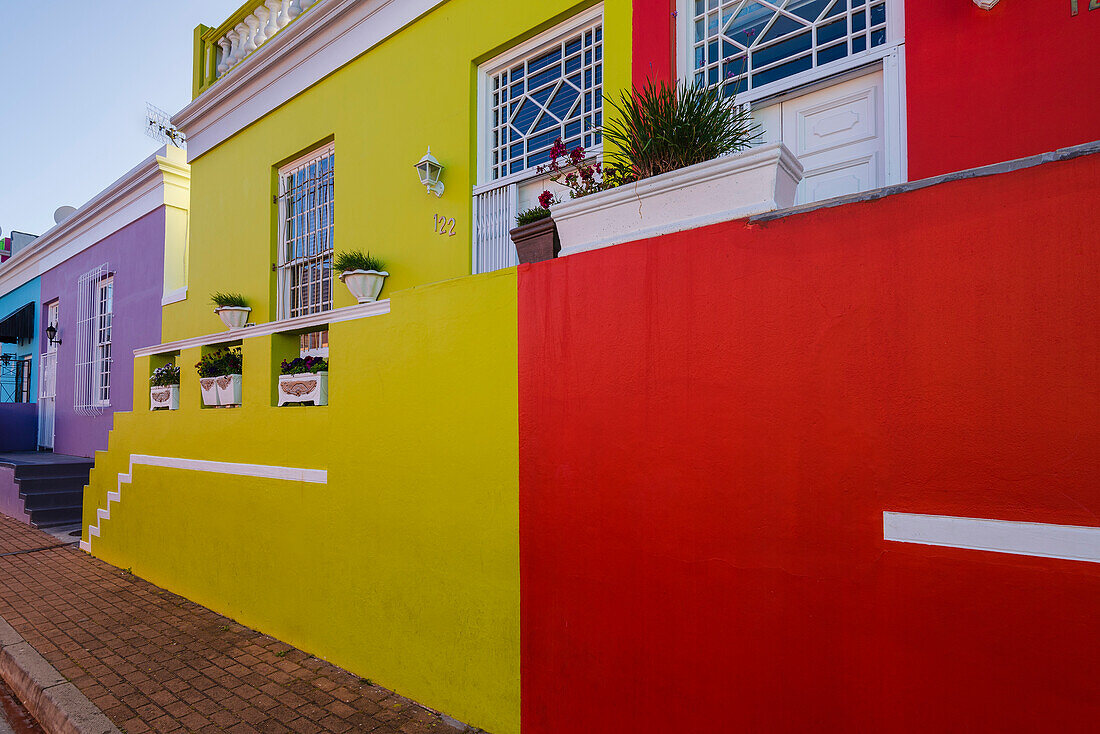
[199,377,220,406]
[215,374,242,406]
[278,372,328,406]
[215,306,251,329]
[150,385,179,410]
[552,142,804,257]
[339,270,388,303]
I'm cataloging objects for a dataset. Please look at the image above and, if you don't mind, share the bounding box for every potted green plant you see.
[149,363,181,410]
[508,191,561,264]
[277,356,328,406]
[549,81,803,257]
[195,348,243,407]
[335,251,388,303]
[211,292,251,330]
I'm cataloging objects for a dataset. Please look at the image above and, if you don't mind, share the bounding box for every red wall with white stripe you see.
[519,154,1100,732]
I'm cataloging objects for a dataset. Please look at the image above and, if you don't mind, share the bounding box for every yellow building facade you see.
[82,1,632,731]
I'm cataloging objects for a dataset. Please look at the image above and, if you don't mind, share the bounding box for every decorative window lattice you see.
[278,145,334,320]
[690,0,888,94]
[489,18,603,180]
[75,265,111,416]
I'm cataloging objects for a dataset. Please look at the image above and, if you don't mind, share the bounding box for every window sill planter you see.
[509,217,560,264]
[552,142,804,257]
[215,306,251,330]
[278,372,328,406]
[215,374,242,406]
[339,270,388,304]
[150,385,179,410]
[199,378,220,406]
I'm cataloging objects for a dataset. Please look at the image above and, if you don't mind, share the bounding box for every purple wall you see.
[39,208,165,459]
[0,466,30,523]
[0,403,37,451]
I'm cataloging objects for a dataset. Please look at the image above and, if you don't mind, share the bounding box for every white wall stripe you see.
[80,454,327,552]
[883,512,1100,564]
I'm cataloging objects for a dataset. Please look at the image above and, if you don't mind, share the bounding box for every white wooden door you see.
[38,301,58,449]
[753,70,886,205]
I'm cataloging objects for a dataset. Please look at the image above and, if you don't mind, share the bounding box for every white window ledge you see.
[135,299,390,357]
[162,287,188,306]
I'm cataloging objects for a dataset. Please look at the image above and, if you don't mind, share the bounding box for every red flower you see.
[570,146,586,164]
[538,190,555,209]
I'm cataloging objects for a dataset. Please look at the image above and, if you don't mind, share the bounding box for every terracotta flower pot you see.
[509,216,560,264]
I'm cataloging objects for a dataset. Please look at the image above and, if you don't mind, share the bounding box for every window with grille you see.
[95,278,113,406]
[277,144,334,320]
[689,0,889,95]
[487,15,603,181]
[75,265,111,416]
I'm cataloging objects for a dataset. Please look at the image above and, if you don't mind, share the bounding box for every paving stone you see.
[0,514,476,733]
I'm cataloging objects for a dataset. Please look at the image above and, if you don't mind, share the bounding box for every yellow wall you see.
[85,270,520,732]
[165,0,631,343]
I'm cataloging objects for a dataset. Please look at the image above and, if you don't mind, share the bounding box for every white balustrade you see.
[210,0,320,81]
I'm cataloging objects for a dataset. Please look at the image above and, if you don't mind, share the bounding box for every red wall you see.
[906,2,1100,179]
[519,154,1100,732]
[632,0,674,87]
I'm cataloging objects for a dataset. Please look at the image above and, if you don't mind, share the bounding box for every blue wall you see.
[0,276,40,404]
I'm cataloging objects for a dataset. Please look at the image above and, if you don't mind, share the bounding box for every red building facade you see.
[520,2,1099,731]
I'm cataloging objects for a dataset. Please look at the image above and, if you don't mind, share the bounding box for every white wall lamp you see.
[973,0,1000,9]
[415,147,445,197]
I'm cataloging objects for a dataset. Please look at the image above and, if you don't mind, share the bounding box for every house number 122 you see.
[434,214,457,237]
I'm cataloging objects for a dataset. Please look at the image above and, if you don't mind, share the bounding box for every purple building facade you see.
[39,208,167,458]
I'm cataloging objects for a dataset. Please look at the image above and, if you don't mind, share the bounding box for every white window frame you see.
[276,142,335,322]
[94,276,113,407]
[676,0,907,184]
[475,3,605,190]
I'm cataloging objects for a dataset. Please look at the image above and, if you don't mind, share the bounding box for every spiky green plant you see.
[334,250,386,273]
[210,292,248,308]
[515,207,552,227]
[602,80,761,182]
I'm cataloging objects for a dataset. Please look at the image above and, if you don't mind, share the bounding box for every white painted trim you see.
[883,512,1100,564]
[173,0,446,160]
[161,286,188,306]
[80,454,327,552]
[0,147,190,295]
[133,298,389,357]
[973,0,1000,10]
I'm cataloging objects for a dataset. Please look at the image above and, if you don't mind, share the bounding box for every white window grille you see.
[472,183,519,275]
[487,15,603,180]
[75,265,111,416]
[689,0,889,95]
[277,144,335,320]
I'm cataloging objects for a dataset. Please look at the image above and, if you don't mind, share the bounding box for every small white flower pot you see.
[278,372,328,406]
[199,378,220,406]
[150,385,179,410]
[215,306,251,329]
[339,270,388,303]
[552,142,804,257]
[215,374,243,406]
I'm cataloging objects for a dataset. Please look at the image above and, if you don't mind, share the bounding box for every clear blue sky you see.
[0,0,232,238]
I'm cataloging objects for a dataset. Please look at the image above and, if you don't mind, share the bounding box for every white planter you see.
[339,270,388,303]
[215,306,251,329]
[552,142,804,257]
[215,374,243,406]
[150,385,179,410]
[199,378,220,406]
[278,372,328,406]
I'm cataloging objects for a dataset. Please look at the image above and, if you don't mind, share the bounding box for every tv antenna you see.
[144,102,185,148]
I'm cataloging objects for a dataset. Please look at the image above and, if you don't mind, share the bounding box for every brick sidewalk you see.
[0,514,474,733]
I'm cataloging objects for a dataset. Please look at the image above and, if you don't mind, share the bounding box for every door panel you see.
[752,70,886,205]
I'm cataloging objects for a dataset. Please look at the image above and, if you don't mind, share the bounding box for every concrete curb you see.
[0,617,119,734]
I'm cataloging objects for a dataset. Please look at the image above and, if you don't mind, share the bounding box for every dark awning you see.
[0,302,34,344]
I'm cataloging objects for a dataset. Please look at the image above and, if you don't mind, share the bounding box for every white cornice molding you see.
[973,0,1001,9]
[0,145,190,295]
[172,0,446,160]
